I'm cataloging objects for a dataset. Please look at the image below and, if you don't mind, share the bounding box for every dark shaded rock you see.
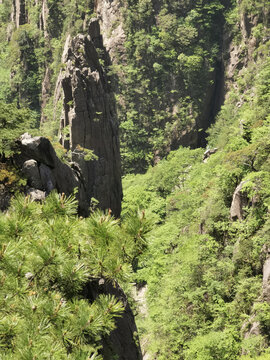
[22,160,43,189]
[39,163,56,193]
[83,278,142,360]
[11,0,27,28]
[0,184,11,212]
[20,133,56,168]
[87,18,103,48]
[230,181,248,221]
[16,133,89,215]
[55,30,122,217]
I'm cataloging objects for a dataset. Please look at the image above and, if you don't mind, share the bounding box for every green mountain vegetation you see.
[0,191,149,358]
[123,32,270,359]
[0,0,270,358]
[118,0,226,172]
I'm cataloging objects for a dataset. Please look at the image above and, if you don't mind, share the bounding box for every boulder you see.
[39,163,56,193]
[203,148,218,162]
[22,160,43,189]
[26,188,46,202]
[17,133,88,215]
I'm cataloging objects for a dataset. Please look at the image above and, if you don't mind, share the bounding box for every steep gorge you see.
[0,0,269,359]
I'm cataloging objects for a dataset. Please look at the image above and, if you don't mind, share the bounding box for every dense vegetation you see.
[123,27,270,358]
[118,0,226,172]
[0,192,149,358]
[0,0,270,359]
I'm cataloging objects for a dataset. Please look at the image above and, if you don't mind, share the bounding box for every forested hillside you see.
[0,0,270,359]
[123,48,270,359]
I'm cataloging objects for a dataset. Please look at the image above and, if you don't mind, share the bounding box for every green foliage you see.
[122,31,270,357]
[184,329,240,360]
[118,0,225,172]
[0,101,38,155]
[0,191,149,358]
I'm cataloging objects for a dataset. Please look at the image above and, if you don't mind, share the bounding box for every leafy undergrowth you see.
[0,192,149,359]
[123,42,270,360]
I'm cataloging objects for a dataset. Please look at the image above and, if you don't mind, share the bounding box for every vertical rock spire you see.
[55,20,122,217]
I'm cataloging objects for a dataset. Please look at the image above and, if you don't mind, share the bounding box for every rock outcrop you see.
[94,0,126,63]
[84,278,142,360]
[15,133,89,214]
[262,245,270,302]
[11,0,27,28]
[241,245,270,348]
[230,181,248,221]
[54,21,122,217]
[203,148,218,163]
[223,3,269,94]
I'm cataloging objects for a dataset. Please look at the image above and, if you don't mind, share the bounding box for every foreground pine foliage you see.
[0,192,149,359]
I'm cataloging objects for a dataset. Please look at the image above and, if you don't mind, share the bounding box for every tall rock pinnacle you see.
[55,20,122,217]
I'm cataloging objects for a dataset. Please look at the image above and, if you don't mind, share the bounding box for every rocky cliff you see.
[11,0,27,28]
[94,0,126,63]
[54,19,122,217]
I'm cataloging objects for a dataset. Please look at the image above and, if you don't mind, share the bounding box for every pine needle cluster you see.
[0,191,150,359]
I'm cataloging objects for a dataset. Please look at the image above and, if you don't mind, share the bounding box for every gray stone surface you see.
[94,0,126,62]
[55,28,122,217]
[39,163,56,193]
[22,160,43,189]
[230,181,248,221]
[11,0,27,28]
[17,133,88,215]
[26,188,46,202]
[83,279,143,360]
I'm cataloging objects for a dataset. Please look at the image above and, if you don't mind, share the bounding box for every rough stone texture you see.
[241,246,270,347]
[94,0,126,63]
[242,313,261,350]
[26,188,46,202]
[39,0,49,36]
[40,66,51,123]
[203,148,218,163]
[22,160,43,189]
[11,0,27,28]
[55,28,122,217]
[230,181,248,221]
[83,279,142,360]
[261,245,270,302]
[223,6,268,95]
[16,133,89,215]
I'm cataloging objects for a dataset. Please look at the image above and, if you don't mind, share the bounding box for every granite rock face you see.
[230,181,248,221]
[55,23,122,217]
[84,279,143,360]
[11,0,27,28]
[16,133,89,214]
[94,0,126,63]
